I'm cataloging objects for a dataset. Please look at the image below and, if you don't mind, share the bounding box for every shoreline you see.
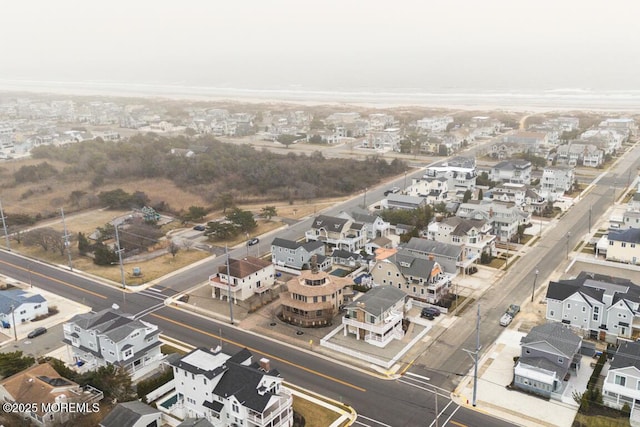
[1,80,640,113]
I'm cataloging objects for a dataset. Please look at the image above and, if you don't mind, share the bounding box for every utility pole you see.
[114,224,126,289]
[363,187,368,209]
[60,208,73,271]
[225,245,234,325]
[10,305,17,341]
[464,304,481,407]
[531,269,539,303]
[434,386,439,427]
[0,199,10,251]
[588,205,592,234]
[566,231,572,260]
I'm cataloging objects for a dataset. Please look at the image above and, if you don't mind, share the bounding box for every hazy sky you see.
[2,0,640,91]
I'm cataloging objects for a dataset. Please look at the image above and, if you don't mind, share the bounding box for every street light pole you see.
[28,263,33,288]
[566,232,572,260]
[363,187,368,209]
[531,269,539,303]
[0,199,10,251]
[10,305,17,341]
[114,224,126,289]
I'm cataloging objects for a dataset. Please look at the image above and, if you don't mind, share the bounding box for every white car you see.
[499,313,513,327]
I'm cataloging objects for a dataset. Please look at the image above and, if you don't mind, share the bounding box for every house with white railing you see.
[342,286,407,348]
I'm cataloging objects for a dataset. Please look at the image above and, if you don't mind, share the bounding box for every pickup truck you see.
[499,304,521,327]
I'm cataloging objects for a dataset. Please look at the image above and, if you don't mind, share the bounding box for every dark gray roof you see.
[394,251,437,279]
[611,341,640,371]
[271,238,324,252]
[521,323,581,358]
[493,160,531,170]
[609,228,640,244]
[387,193,425,206]
[350,208,379,224]
[401,237,462,259]
[346,286,405,315]
[312,215,349,231]
[99,401,159,427]
[442,217,486,236]
[331,249,361,259]
[0,289,46,315]
[546,272,640,305]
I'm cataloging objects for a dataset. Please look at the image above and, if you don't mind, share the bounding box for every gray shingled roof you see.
[521,323,581,358]
[608,228,640,244]
[611,341,640,371]
[402,237,462,259]
[312,215,349,231]
[0,289,46,315]
[99,401,159,427]
[346,286,405,316]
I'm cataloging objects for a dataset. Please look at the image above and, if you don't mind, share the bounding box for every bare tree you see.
[23,228,64,253]
[181,238,195,251]
[169,239,180,258]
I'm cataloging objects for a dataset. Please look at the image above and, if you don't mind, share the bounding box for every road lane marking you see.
[405,372,430,381]
[450,420,467,427]
[443,405,462,427]
[355,414,393,427]
[151,312,366,393]
[0,259,107,299]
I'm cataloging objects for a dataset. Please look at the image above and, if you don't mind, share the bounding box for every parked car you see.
[506,304,520,317]
[421,307,440,319]
[499,313,513,327]
[384,187,401,196]
[27,327,47,339]
[193,225,206,231]
[247,238,260,246]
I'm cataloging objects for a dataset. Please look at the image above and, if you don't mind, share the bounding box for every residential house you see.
[603,341,640,413]
[557,143,604,168]
[428,216,496,263]
[210,257,275,302]
[342,285,406,348]
[305,214,366,253]
[415,116,453,133]
[456,200,531,242]
[502,131,548,146]
[0,289,47,327]
[489,160,532,185]
[580,129,625,154]
[424,156,477,193]
[488,183,546,214]
[270,238,329,271]
[599,118,636,136]
[545,272,640,343]
[365,236,393,257]
[385,193,428,211]
[62,308,163,380]
[513,323,582,399]
[367,128,400,152]
[169,347,293,427]
[338,208,391,239]
[331,249,364,268]
[606,228,640,265]
[406,177,448,205]
[489,142,525,160]
[370,249,451,304]
[280,260,352,327]
[0,363,102,427]
[100,401,162,427]
[540,166,575,201]
[622,210,640,230]
[401,237,463,275]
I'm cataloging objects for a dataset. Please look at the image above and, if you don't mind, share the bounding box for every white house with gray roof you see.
[305,214,366,252]
[339,208,391,239]
[513,323,582,399]
[424,156,477,194]
[603,341,640,416]
[428,217,495,263]
[342,285,406,348]
[384,193,428,211]
[270,238,328,271]
[489,160,532,185]
[0,289,47,327]
[545,272,640,343]
[63,308,163,380]
[99,401,161,427]
[456,200,530,242]
[401,237,463,275]
[406,177,449,205]
[540,166,575,201]
[606,228,640,265]
[168,347,293,427]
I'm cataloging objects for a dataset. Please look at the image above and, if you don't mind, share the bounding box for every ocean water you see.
[1,78,640,112]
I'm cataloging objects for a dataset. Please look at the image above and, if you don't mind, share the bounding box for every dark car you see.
[193,225,206,231]
[421,307,441,318]
[247,238,260,246]
[27,327,47,339]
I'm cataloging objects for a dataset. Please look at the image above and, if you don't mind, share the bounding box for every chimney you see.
[259,358,271,372]
[428,254,435,261]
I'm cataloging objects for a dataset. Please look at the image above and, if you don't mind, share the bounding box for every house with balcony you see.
[487,183,546,215]
[557,143,604,168]
[0,289,48,327]
[0,363,103,427]
[424,156,477,193]
[540,166,575,201]
[305,215,366,253]
[62,308,163,380]
[370,249,451,304]
[400,237,463,275]
[338,208,391,239]
[342,285,406,348]
[456,200,530,242]
[428,216,495,263]
[606,228,640,265]
[545,272,640,343]
[406,177,449,205]
[210,257,275,302]
[270,238,328,271]
[513,323,582,399]
[280,260,352,327]
[489,142,526,160]
[169,347,293,427]
[415,116,454,133]
[489,160,532,185]
[603,341,640,417]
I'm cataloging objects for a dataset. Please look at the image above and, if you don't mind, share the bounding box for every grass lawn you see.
[574,413,630,427]
[293,395,342,427]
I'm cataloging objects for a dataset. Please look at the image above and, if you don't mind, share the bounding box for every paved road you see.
[0,250,514,427]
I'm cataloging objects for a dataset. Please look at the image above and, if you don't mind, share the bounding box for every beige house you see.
[280,261,352,327]
[606,229,640,265]
[210,257,275,302]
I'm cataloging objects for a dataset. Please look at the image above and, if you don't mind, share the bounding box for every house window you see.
[615,375,626,386]
[582,306,586,312]
[622,243,627,248]
[232,403,239,413]
[124,349,133,358]
[566,303,571,309]
[550,310,554,316]
[558,358,563,364]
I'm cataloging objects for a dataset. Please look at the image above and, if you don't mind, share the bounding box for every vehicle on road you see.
[500,304,520,326]
[247,238,260,246]
[421,307,440,320]
[27,327,47,339]
[506,304,520,317]
[193,225,206,231]
[384,187,401,196]
[499,313,513,327]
